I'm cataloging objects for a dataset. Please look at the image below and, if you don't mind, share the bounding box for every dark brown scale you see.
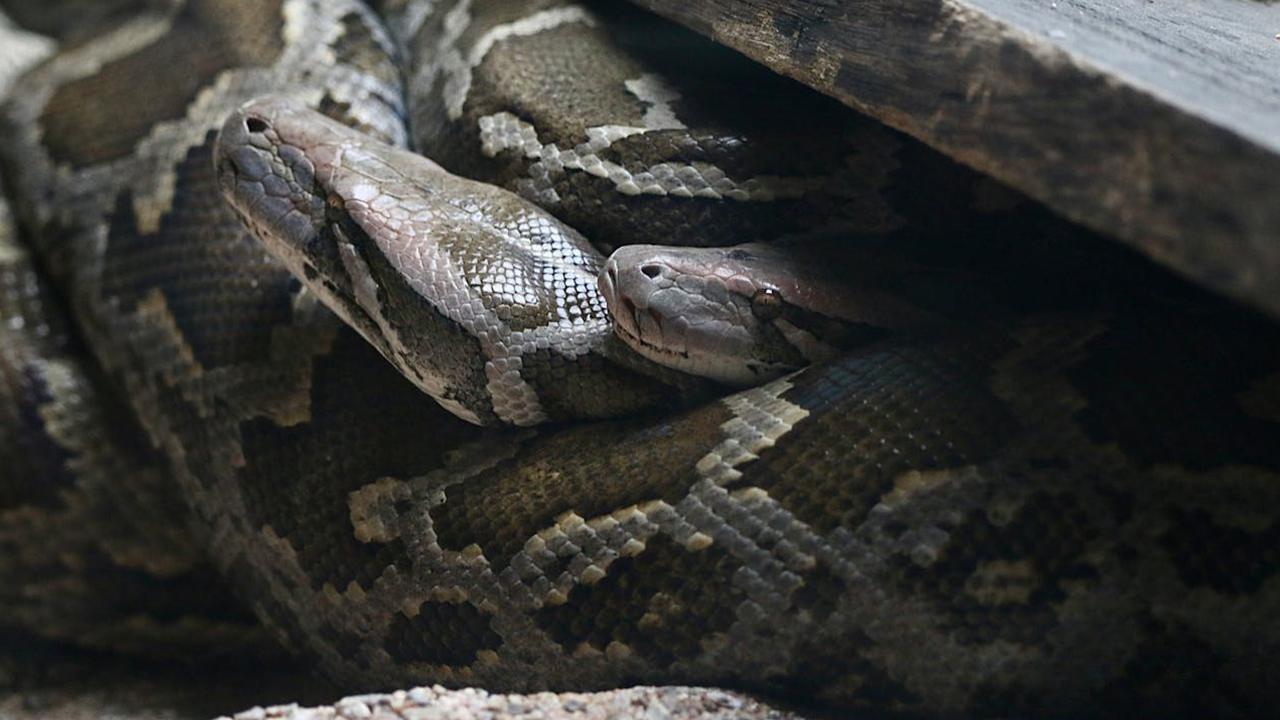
[237,330,480,593]
[101,137,295,369]
[533,535,744,667]
[428,404,731,569]
[386,600,503,667]
[38,0,287,168]
[739,335,1020,534]
[0,185,270,659]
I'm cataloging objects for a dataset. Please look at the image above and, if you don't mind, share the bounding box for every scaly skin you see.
[0,2,1278,718]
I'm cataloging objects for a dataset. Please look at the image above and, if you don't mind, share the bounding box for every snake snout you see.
[600,257,651,310]
[599,255,655,346]
[214,110,263,186]
[214,99,295,193]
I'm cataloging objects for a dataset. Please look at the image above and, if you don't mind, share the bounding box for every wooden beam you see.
[626,0,1280,317]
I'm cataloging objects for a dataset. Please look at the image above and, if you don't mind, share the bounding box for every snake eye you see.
[326,191,345,211]
[750,287,784,321]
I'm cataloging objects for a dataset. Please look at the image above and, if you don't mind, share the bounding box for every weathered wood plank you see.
[626,0,1280,317]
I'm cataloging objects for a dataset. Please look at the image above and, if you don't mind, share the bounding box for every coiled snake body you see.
[1,0,1279,717]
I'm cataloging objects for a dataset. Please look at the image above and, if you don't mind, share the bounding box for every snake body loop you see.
[1,1,1279,717]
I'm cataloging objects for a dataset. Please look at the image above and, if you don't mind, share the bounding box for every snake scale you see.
[1,0,1279,717]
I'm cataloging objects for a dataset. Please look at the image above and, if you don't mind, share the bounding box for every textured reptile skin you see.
[381,0,1029,251]
[214,97,712,427]
[0,5,269,660]
[1,1,1278,718]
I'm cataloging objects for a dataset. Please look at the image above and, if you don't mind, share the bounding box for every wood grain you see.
[625,0,1280,317]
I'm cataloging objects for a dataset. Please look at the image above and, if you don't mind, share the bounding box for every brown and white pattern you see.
[380,0,1029,250]
[0,1,1278,719]
[214,97,711,427]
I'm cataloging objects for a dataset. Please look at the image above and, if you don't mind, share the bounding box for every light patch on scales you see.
[694,376,809,487]
[963,559,1038,606]
[484,352,547,426]
[519,502,669,606]
[0,202,24,263]
[0,241,21,265]
[580,73,689,147]
[0,9,171,238]
[879,466,983,509]
[349,477,411,544]
[0,9,54,95]
[479,110,839,204]
[389,0,440,46]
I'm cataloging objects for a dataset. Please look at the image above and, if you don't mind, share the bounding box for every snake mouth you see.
[601,257,686,361]
[610,294,690,362]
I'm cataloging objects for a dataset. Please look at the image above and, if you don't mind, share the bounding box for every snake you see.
[2,0,1279,718]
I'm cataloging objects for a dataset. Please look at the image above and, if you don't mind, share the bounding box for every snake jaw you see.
[601,247,786,385]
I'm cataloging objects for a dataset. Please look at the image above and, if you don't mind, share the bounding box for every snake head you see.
[214,96,402,374]
[213,96,632,427]
[600,242,953,385]
[214,95,483,417]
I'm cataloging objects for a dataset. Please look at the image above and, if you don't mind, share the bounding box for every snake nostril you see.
[245,117,269,133]
[640,264,661,279]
